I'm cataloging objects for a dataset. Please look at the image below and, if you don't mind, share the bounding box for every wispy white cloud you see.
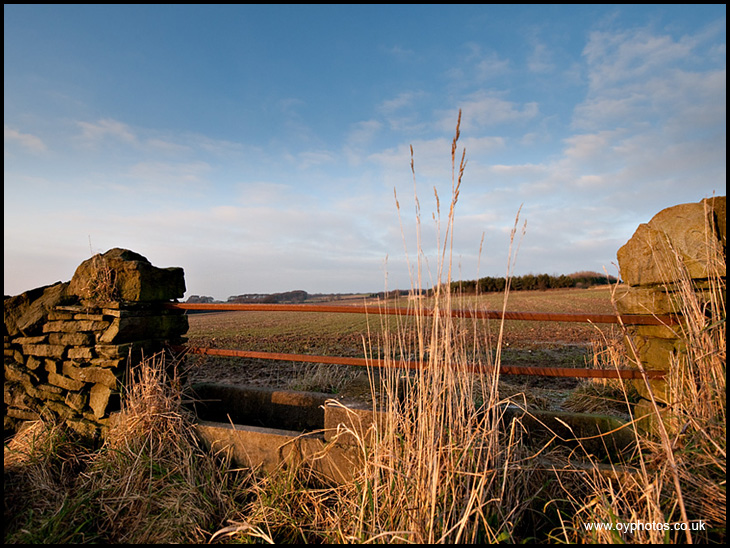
[4,126,47,153]
[347,119,382,147]
[378,92,425,114]
[75,118,138,146]
[582,29,697,91]
[295,150,337,170]
[446,43,511,85]
[383,44,416,61]
[562,130,625,164]
[194,135,251,157]
[439,92,539,133]
[575,24,726,133]
[369,138,454,185]
[146,138,192,154]
[527,42,556,74]
[234,181,298,206]
[472,50,511,80]
[127,160,212,187]
[376,91,431,134]
[344,119,382,165]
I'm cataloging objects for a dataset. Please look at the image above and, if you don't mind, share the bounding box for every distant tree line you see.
[450,271,618,294]
[226,290,309,304]
[186,271,615,304]
[367,289,429,299]
[185,295,215,303]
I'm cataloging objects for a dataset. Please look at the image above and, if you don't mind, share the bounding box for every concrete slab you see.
[189,382,328,431]
[194,420,362,483]
[188,383,367,482]
[187,383,637,483]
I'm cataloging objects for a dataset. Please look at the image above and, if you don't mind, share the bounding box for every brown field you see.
[182,286,625,411]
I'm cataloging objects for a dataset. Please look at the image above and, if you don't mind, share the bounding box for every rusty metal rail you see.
[165,302,671,379]
[169,345,665,379]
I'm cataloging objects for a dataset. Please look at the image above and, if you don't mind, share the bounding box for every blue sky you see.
[4,5,726,300]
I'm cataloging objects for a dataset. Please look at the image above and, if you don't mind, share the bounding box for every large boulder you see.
[617,197,726,287]
[68,248,185,303]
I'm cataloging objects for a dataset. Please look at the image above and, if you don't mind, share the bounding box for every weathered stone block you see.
[4,361,39,385]
[71,312,107,321]
[705,194,726,246]
[4,382,38,410]
[25,355,44,371]
[67,347,95,360]
[89,357,124,369]
[630,336,682,368]
[66,418,103,438]
[4,348,25,364]
[34,383,65,399]
[48,310,74,320]
[89,384,112,418]
[43,320,110,333]
[47,370,85,391]
[14,335,48,345]
[624,334,686,403]
[628,324,681,340]
[55,305,98,314]
[6,407,41,421]
[65,391,87,412]
[98,314,188,344]
[22,344,66,359]
[44,358,58,374]
[4,282,74,337]
[63,362,118,388]
[617,197,726,287]
[69,248,185,303]
[48,332,94,346]
[95,343,133,359]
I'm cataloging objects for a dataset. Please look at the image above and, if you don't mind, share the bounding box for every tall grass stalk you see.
[342,110,528,543]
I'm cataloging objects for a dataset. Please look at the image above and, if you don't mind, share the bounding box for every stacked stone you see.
[4,248,188,438]
[615,196,726,408]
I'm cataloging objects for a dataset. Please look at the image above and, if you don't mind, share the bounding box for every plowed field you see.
[182,287,630,412]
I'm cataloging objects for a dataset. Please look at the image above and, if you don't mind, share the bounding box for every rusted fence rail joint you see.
[164,302,678,326]
[170,345,665,380]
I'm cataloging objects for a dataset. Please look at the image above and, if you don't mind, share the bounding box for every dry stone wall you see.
[4,248,188,438]
[615,196,726,405]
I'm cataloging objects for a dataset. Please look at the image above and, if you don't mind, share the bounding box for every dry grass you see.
[78,254,119,305]
[4,420,91,542]
[556,199,726,543]
[562,338,641,416]
[4,353,254,544]
[287,362,359,394]
[328,112,530,543]
[77,354,242,543]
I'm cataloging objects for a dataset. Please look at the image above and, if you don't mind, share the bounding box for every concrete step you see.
[185,383,637,484]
